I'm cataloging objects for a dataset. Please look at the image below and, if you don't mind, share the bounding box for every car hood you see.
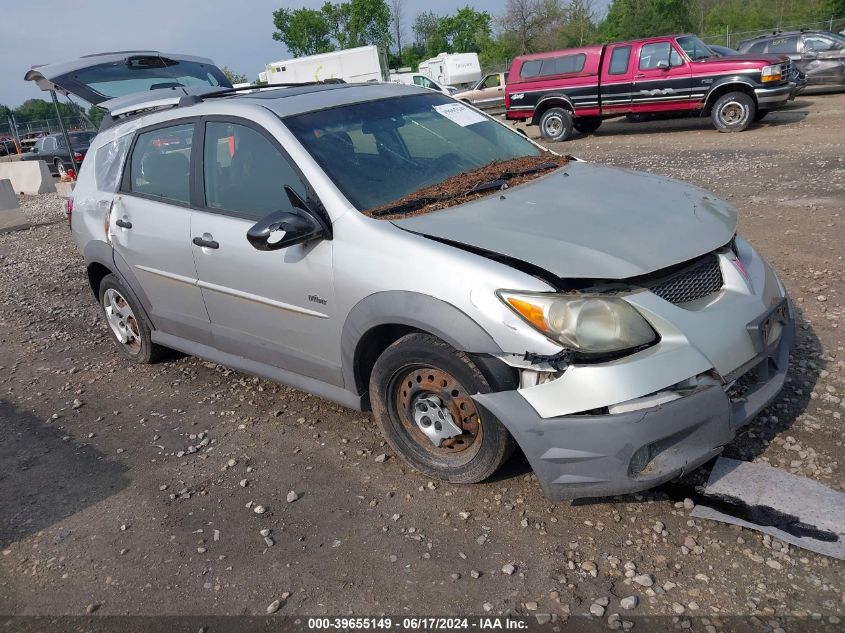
[694,53,789,66]
[391,161,737,280]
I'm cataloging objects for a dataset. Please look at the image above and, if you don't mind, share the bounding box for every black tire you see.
[98,273,164,364]
[711,91,756,132]
[753,109,769,122]
[573,117,602,135]
[369,333,515,484]
[538,107,574,142]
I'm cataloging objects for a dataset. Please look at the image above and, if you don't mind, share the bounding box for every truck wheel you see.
[538,107,574,142]
[753,109,769,122]
[711,92,755,132]
[98,274,164,364]
[573,117,602,135]
[369,333,515,484]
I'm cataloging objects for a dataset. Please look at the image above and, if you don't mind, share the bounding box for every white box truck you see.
[266,45,385,85]
[418,53,481,88]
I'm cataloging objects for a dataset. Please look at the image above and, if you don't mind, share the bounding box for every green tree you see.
[272,7,334,56]
[87,105,105,128]
[347,0,393,48]
[600,0,692,41]
[221,67,249,84]
[441,7,493,53]
[14,99,82,123]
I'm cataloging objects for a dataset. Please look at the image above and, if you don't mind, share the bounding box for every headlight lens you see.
[499,291,657,354]
[761,64,781,82]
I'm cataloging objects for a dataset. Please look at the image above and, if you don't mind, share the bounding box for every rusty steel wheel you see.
[98,273,165,364]
[393,366,483,463]
[369,333,516,484]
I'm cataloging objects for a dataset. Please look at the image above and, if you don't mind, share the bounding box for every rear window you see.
[520,53,586,79]
[767,36,799,53]
[746,41,767,54]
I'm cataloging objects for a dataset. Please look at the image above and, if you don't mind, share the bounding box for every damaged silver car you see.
[29,52,794,500]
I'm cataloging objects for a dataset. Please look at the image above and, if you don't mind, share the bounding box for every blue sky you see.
[1,0,608,108]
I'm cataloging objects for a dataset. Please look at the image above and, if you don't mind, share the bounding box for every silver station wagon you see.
[28,52,793,500]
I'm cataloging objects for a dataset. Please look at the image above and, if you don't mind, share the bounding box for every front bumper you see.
[474,312,794,501]
[755,82,795,107]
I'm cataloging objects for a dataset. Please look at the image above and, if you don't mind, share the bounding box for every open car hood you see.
[24,51,232,107]
[391,161,737,280]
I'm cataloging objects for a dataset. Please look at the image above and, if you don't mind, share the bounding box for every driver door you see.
[632,40,692,112]
[472,73,505,110]
[190,117,341,385]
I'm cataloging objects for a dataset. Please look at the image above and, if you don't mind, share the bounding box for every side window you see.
[608,46,632,74]
[44,137,58,151]
[483,74,501,88]
[57,137,67,150]
[128,123,193,204]
[203,121,304,220]
[95,133,132,193]
[803,35,835,51]
[747,41,767,54]
[639,43,674,69]
[767,36,799,54]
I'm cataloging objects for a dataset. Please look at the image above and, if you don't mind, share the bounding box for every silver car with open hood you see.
[29,54,793,500]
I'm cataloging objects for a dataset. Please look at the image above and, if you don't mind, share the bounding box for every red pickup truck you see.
[505,34,799,141]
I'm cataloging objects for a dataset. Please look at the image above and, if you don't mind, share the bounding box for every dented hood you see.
[392,161,737,279]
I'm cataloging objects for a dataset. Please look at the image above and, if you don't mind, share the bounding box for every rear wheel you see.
[369,333,515,484]
[538,107,574,142]
[711,91,756,132]
[573,117,602,135]
[98,274,164,364]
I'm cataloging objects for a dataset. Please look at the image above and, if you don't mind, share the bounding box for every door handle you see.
[193,237,219,249]
[634,73,646,78]
[115,218,132,229]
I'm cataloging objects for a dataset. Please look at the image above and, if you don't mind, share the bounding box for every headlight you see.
[761,64,782,82]
[499,291,657,355]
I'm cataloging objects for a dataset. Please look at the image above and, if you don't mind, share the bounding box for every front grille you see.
[646,255,724,305]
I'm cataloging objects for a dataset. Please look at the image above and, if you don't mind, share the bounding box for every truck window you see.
[767,36,799,54]
[520,54,586,79]
[639,42,683,70]
[608,46,631,75]
[482,74,501,88]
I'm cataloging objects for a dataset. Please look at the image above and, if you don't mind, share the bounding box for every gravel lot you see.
[1,91,843,622]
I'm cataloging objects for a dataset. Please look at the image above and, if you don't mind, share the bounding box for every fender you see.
[531,95,576,124]
[702,76,758,111]
[341,291,503,392]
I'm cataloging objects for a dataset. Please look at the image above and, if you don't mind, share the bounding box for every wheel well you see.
[87,262,111,298]
[703,83,755,116]
[352,324,519,409]
[531,99,573,126]
[353,324,418,400]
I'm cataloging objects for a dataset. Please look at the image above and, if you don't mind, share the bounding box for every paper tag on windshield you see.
[434,103,486,127]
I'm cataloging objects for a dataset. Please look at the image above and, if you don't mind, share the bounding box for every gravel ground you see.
[0,91,843,623]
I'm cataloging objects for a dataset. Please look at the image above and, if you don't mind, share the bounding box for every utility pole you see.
[50,90,79,176]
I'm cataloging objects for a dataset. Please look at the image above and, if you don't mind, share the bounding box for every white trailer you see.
[418,52,481,88]
[266,45,385,85]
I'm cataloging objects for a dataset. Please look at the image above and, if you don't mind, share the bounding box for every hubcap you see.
[103,288,141,355]
[394,367,481,455]
[719,100,747,126]
[544,115,563,135]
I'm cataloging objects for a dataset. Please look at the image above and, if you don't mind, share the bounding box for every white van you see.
[418,53,481,88]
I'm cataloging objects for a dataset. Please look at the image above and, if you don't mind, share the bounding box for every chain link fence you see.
[700,15,845,49]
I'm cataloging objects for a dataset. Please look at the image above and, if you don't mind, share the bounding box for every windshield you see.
[69,56,228,100]
[284,93,542,211]
[677,36,716,60]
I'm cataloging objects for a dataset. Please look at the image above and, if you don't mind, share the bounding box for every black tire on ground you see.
[753,109,769,122]
[573,117,602,135]
[368,332,516,484]
[538,107,574,142]
[98,273,165,364]
[711,91,756,132]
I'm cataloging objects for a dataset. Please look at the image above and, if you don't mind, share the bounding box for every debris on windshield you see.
[365,153,569,220]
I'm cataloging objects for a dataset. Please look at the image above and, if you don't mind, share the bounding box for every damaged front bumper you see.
[474,297,795,501]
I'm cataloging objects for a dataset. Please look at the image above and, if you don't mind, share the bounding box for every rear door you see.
[111,120,211,343]
[631,40,693,112]
[190,117,341,385]
[600,44,635,112]
[800,34,844,83]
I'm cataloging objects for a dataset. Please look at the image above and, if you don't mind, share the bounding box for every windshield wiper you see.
[369,195,447,217]
[470,161,560,194]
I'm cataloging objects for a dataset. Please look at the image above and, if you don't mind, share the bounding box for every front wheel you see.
[573,117,602,135]
[711,91,756,132]
[538,107,574,142]
[369,333,515,484]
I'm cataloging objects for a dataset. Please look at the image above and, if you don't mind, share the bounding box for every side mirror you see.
[656,60,670,70]
[246,187,325,251]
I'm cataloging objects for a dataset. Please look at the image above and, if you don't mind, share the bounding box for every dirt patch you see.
[365,153,569,220]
